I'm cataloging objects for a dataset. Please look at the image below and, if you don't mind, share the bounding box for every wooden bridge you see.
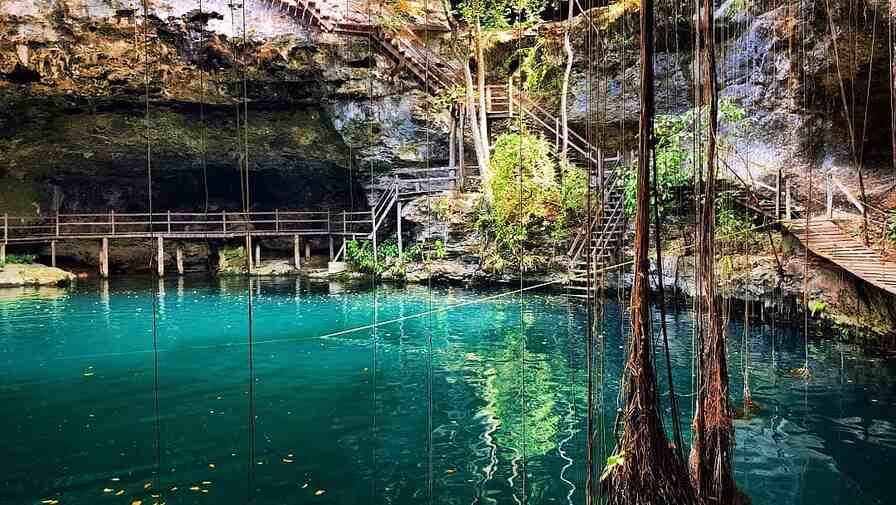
[0,169,459,276]
[734,171,896,296]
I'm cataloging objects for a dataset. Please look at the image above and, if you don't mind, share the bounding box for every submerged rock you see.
[0,263,75,287]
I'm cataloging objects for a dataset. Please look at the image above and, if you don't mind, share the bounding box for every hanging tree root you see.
[603,345,695,505]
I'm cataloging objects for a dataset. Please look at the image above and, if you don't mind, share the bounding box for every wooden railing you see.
[1,210,332,243]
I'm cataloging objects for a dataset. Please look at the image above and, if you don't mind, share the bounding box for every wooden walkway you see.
[785,219,896,295]
[731,177,895,296]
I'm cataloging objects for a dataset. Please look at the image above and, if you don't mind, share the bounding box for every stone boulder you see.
[0,263,75,287]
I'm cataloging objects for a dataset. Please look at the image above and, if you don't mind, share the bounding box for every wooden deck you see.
[785,219,896,295]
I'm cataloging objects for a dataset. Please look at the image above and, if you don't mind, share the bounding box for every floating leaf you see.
[282,458,294,463]
[189,486,201,492]
[115,490,125,496]
[445,469,456,474]
[131,500,143,505]
[143,482,151,490]
[103,488,113,493]
[314,489,326,496]
[201,481,211,485]
[208,463,216,469]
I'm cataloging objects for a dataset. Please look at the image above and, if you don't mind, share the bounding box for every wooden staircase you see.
[277,2,630,280]
[272,0,460,90]
[565,153,628,297]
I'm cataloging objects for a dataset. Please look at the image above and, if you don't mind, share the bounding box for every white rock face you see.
[0,263,76,287]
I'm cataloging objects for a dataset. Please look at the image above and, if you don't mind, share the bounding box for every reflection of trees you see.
[476,329,565,459]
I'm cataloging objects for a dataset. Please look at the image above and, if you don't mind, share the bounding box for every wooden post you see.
[255,243,261,268]
[222,212,227,233]
[110,210,116,235]
[100,238,109,278]
[305,239,311,260]
[157,236,165,277]
[372,206,378,265]
[826,174,834,219]
[176,245,184,275]
[555,117,560,149]
[55,213,60,237]
[329,235,335,260]
[4,213,8,245]
[275,209,280,232]
[448,110,456,172]
[397,200,403,258]
[775,168,782,220]
[507,76,514,116]
[294,234,301,268]
[786,179,792,220]
[0,243,5,266]
[167,210,171,233]
[51,240,56,268]
[458,107,466,191]
[246,235,254,274]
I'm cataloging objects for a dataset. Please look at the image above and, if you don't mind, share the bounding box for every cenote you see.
[1,278,893,505]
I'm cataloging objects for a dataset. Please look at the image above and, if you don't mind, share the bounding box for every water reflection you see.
[0,277,892,505]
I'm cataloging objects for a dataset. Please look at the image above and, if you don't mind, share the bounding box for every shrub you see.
[478,131,584,272]
[621,99,747,219]
[0,253,38,267]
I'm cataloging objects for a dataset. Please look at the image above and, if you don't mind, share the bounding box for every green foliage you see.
[477,131,584,272]
[346,238,447,276]
[515,38,563,99]
[808,299,827,317]
[621,99,747,219]
[725,0,747,18]
[0,253,38,267]
[717,198,763,252]
[601,451,626,480]
[430,85,466,111]
[457,0,546,29]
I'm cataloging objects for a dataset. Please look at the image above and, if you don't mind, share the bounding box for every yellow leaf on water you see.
[115,490,125,496]
[189,486,200,492]
[445,469,456,474]
[201,489,209,494]
[131,500,143,505]
[103,488,113,493]
[40,500,59,505]
[169,487,178,492]
[314,489,326,496]
[143,482,151,490]
[111,478,121,482]
[282,458,294,463]
[201,481,211,485]
[208,463,216,469]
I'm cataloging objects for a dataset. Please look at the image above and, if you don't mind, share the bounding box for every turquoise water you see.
[0,277,894,505]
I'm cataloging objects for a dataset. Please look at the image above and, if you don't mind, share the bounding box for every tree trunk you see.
[689,0,737,502]
[560,1,574,162]
[606,0,694,502]
[464,61,489,184]
[475,21,490,160]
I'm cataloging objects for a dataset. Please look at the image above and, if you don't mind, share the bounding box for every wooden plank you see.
[785,220,896,294]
